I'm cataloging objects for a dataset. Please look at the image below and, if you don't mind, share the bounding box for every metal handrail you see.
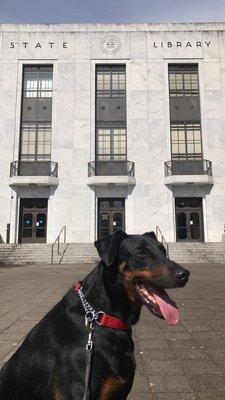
[10,160,58,177]
[51,226,67,264]
[156,225,169,257]
[164,159,212,177]
[88,160,135,177]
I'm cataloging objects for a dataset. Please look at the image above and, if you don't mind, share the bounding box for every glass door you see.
[19,199,48,243]
[98,198,125,238]
[175,198,204,242]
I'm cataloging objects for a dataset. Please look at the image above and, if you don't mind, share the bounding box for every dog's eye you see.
[137,250,146,257]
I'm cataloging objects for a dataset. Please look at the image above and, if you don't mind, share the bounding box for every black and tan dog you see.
[0,230,189,400]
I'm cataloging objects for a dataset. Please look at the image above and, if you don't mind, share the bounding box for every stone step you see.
[1,242,225,265]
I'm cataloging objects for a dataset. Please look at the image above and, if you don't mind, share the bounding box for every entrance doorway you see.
[98,198,125,238]
[19,199,48,243]
[175,197,204,242]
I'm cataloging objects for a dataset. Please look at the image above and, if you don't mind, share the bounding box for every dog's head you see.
[95,230,190,325]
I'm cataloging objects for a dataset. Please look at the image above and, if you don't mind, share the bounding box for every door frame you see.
[98,198,125,239]
[18,198,48,243]
[175,197,204,242]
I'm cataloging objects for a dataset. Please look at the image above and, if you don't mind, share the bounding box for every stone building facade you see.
[0,22,225,244]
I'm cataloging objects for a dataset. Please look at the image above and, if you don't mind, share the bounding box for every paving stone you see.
[180,359,222,375]
[145,359,184,375]
[0,341,16,358]
[187,374,225,393]
[3,320,39,335]
[153,392,197,400]
[148,373,191,393]
[138,339,170,350]
[195,393,225,400]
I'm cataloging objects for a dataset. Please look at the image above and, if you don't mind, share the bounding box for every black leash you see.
[74,283,131,400]
[75,285,102,400]
[83,316,94,400]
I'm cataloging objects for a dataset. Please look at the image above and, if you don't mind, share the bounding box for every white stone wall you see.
[0,23,225,243]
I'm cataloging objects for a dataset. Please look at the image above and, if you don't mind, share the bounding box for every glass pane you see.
[37,200,47,208]
[100,212,110,237]
[22,228,32,238]
[178,131,185,141]
[187,143,194,153]
[100,213,110,226]
[23,213,33,228]
[24,71,38,97]
[113,212,123,231]
[179,144,186,153]
[24,67,53,97]
[39,71,53,97]
[36,229,46,237]
[190,212,200,239]
[36,213,46,228]
[100,201,110,209]
[113,200,123,208]
[171,131,178,141]
[177,212,187,239]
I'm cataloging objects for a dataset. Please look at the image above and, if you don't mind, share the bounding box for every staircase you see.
[0,243,65,265]
[59,243,99,264]
[0,243,99,265]
[1,241,225,265]
[168,242,225,263]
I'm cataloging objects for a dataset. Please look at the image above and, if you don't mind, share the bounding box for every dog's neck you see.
[81,262,142,325]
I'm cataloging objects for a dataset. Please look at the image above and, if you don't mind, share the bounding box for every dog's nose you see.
[175,268,190,284]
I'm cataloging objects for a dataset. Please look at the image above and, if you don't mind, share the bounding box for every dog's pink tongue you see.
[151,288,180,325]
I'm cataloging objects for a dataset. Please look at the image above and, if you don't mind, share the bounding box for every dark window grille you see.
[19,65,53,162]
[20,122,51,161]
[169,64,199,97]
[171,122,202,160]
[23,65,53,98]
[96,65,126,98]
[97,128,126,161]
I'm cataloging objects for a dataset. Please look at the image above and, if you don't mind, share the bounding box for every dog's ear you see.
[94,230,127,267]
[144,231,167,256]
[144,231,157,240]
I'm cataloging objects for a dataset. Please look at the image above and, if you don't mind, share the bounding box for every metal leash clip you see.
[85,312,95,327]
[85,317,94,352]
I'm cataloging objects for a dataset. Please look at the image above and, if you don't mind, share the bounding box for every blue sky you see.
[0,0,225,24]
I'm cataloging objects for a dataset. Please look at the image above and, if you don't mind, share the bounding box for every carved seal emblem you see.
[100,35,121,54]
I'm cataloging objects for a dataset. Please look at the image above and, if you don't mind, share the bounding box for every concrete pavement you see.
[0,263,225,399]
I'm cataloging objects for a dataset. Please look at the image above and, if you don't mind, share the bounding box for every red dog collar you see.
[74,282,131,331]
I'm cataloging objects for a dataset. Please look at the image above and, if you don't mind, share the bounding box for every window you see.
[20,65,53,162]
[20,123,51,161]
[96,65,126,97]
[169,64,199,97]
[23,66,53,98]
[97,128,126,161]
[171,122,202,160]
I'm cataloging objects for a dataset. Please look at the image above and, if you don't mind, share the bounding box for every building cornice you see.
[1,22,225,33]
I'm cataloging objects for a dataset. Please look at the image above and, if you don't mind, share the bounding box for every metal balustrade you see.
[88,160,135,177]
[164,159,212,177]
[10,161,58,177]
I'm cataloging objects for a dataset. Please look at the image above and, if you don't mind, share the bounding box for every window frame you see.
[20,122,52,161]
[96,127,127,161]
[168,64,199,97]
[170,122,203,160]
[96,64,126,98]
[23,65,53,98]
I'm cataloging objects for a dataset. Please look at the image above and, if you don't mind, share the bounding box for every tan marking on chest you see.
[100,376,125,400]
[54,390,64,400]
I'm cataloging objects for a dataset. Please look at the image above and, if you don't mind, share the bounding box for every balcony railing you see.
[10,161,58,177]
[164,159,212,177]
[88,160,135,177]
